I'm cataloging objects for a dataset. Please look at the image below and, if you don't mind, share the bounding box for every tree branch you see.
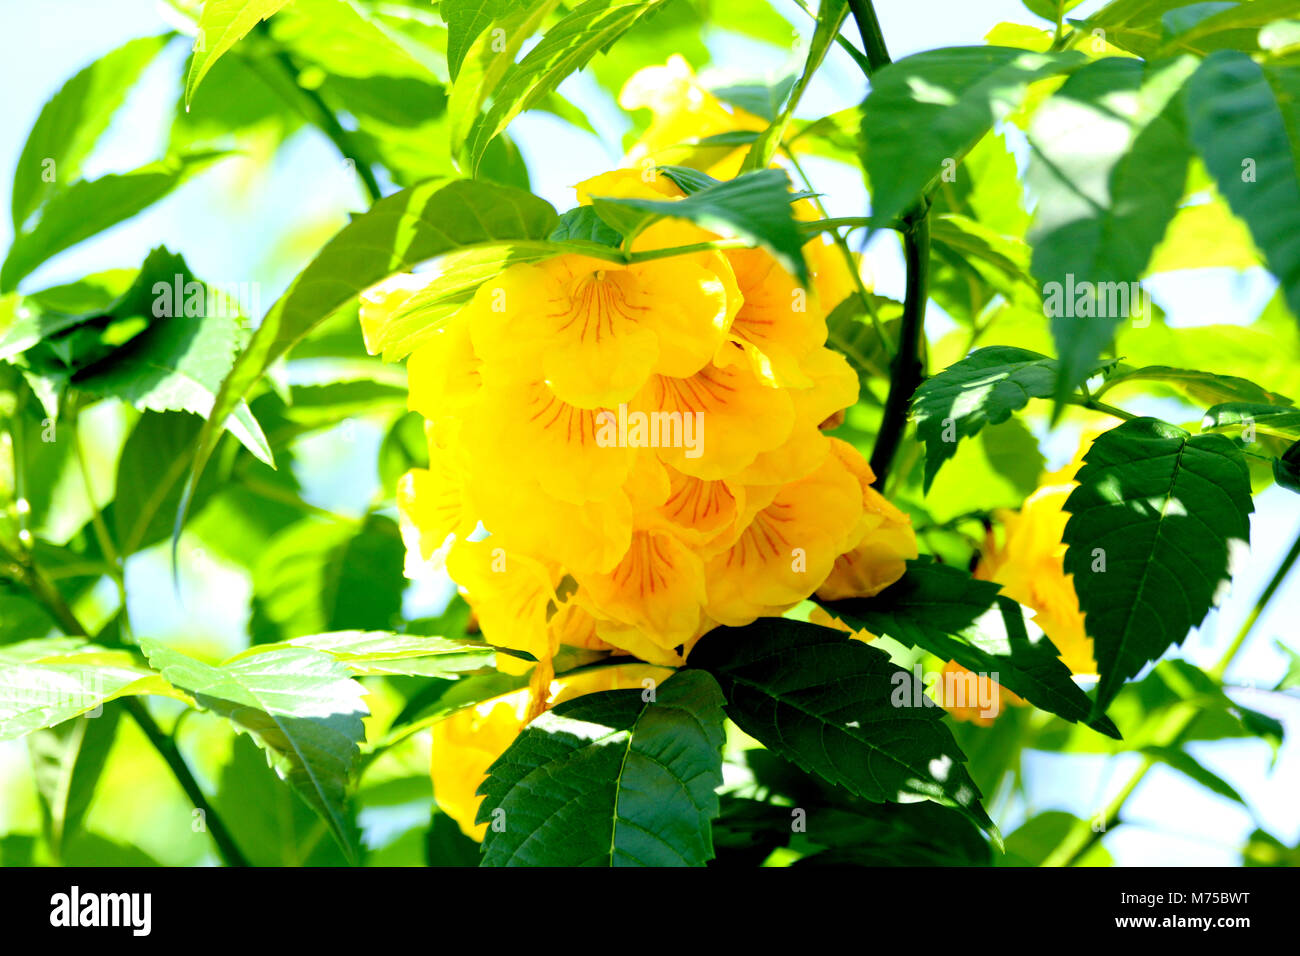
[868,203,930,487]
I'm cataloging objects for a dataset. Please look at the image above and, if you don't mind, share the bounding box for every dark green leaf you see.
[689,618,997,837]
[478,669,726,866]
[1142,744,1246,804]
[251,515,405,642]
[819,560,1119,737]
[862,46,1084,228]
[1062,418,1254,713]
[1186,53,1300,326]
[1027,55,1197,405]
[911,346,1105,491]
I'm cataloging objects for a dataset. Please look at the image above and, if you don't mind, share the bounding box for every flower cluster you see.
[359,60,921,836]
[367,168,915,676]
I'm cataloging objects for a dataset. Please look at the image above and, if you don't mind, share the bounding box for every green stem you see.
[1043,528,1300,866]
[788,0,872,74]
[70,403,132,640]
[1210,530,1300,682]
[1063,394,1138,422]
[846,0,892,75]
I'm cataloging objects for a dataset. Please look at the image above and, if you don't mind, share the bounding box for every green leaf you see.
[1021,0,1085,23]
[251,516,406,641]
[0,153,226,293]
[27,707,121,856]
[139,636,368,861]
[1274,439,1300,493]
[12,34,170,229]
[1101,367,1293,409]
[861,46,1084,228]
[444,0,526,81]
[793,801,993,867]
[818,560,1120,737]
[241,630,496,677]
[70,248,271,464]
[1141,744,1246,804]
[740,0,847,171]
[111,412,223,558]
[590,168,810,284]
[478,669,726,866]
[689,619,997,838]
[1026,55,1198,406]
[1243,827,1300,866]
[1061,418,1254,714]
[1202,401,1300,440]
[185,0,293,106]
[1164,0,1300,51]
[0,640,172,740]
[548,205,624,249]
[446,0,563,158]
[998,810,1113,866]
[178,177,559,529]
[462,0,671,173]
[1186,53,1300,325]
[911,346,1104,491]
[1033,658,1284,753]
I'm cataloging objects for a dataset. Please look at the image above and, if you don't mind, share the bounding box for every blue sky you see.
[1,0,1296,866]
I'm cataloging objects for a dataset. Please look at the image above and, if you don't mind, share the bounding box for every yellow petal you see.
[576,529,708,654]
[704,449,864,625]
[633,355,795,480]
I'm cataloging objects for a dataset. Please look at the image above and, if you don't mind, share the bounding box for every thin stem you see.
[788,0,872,74]
[6,530,250,866]
[841,0,932,489]
[1043,529,1300,866]
[70,403,132,640]
[1063,394,1139,422]
[784,147,893,351]
[121,697,251,867]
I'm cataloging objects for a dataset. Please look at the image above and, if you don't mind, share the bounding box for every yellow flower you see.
[431,663,674,840]
[974,431,1102,677]
[362,163,918,810]
[816,439,918,601]
[717,246,828,388]
[444,538,562,661]
[704,448,865,625]
[574,529,708,662]
[619,55,767,180]
[465,252,736,407]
